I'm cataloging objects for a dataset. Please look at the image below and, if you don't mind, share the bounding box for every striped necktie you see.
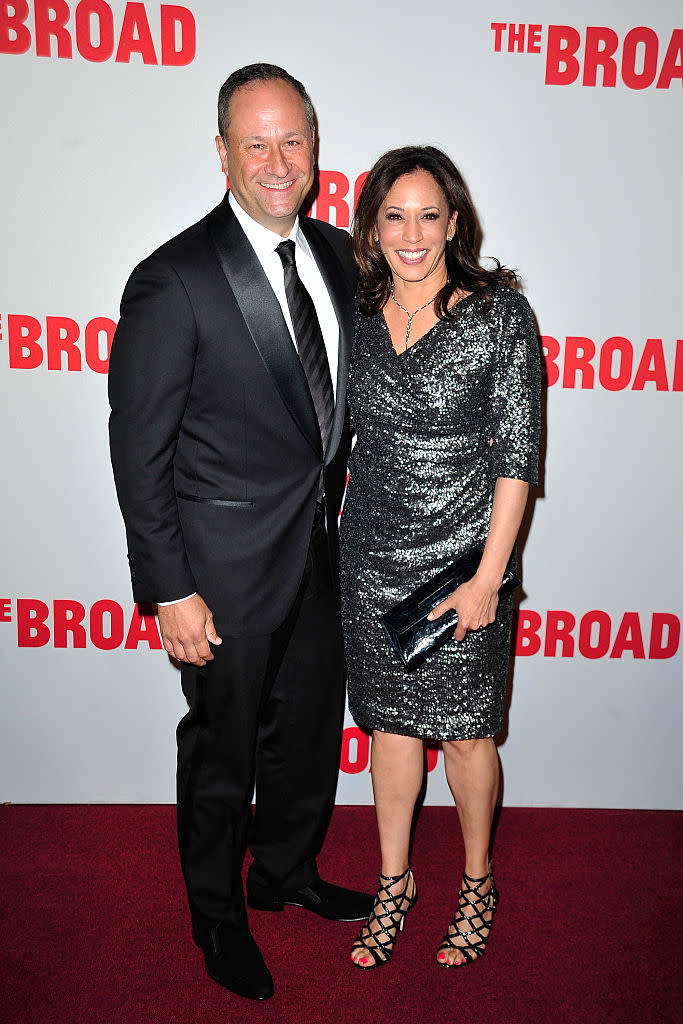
[276,239,334,454]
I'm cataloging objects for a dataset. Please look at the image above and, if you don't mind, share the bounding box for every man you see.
[108,63,370,1001]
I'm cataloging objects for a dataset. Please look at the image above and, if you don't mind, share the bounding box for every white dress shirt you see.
[159,193,341,606]
[228,191,339,396]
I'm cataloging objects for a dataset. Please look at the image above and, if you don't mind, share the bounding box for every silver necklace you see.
[390,284,438,351]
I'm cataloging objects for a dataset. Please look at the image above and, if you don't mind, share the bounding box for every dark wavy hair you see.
[353,146,516,317]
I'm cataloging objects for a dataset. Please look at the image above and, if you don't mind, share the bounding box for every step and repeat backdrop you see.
[1,0,681,806]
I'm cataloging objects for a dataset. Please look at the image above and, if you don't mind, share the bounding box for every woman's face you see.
[375,169,457,289]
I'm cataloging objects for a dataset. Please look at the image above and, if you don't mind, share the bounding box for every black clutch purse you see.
[379,546,520,671]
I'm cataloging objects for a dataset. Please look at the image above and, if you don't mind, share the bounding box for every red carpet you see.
[2,805,681,1024]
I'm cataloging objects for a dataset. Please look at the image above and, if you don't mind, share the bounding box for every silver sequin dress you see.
[339,285,541,741]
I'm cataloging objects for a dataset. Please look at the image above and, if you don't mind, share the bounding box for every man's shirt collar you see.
[228,191,311,260]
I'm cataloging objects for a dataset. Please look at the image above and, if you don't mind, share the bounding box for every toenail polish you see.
[438,952,445,961]
[359,957,368,965]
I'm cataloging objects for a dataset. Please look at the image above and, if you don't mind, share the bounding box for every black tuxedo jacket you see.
[108,192,355,636]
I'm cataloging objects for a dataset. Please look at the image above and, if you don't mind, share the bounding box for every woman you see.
[339,146,541,969]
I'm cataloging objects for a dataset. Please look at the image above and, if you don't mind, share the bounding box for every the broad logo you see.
[490,23,683,89]
[0,0,196,65]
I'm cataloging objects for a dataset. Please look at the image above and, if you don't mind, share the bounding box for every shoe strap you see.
[352,868,415,965]
[374,869,415,920]
[378,866,412,887]
[462,864,494,887]
[439,867,497,959]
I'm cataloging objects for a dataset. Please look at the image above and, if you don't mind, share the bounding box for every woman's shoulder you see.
[484,285,536,335]
[487,283,531,313]
[450,283,529,319]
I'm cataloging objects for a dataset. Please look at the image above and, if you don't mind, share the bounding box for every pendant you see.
[405,315,414,350]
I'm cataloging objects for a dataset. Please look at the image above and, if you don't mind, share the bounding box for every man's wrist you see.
[158,593,197,607]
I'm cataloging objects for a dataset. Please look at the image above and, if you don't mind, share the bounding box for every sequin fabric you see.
[339,286,541,740]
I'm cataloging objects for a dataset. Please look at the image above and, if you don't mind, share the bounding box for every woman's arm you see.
[429,289,540,641]
[428,476,529,641]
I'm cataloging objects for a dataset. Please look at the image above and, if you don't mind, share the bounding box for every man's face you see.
[216,79,315,236]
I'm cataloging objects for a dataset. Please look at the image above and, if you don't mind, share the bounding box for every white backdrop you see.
[1,0,681,807]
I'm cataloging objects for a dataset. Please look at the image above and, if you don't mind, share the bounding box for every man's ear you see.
[215,135,228,174]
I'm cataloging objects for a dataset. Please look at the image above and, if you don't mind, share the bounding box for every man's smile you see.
[260,180,296,190]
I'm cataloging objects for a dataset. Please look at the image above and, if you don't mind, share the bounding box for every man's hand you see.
[158,594,222,666]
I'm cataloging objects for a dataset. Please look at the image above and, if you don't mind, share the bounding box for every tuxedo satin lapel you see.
[300,218,353,466]
[208,198,322,458]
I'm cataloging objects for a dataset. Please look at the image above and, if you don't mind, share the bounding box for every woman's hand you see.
[428,574,500,642]
[427,479,529,642]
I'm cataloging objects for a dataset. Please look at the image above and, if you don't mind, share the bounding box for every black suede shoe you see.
[198,921,274,1001]
[247,877,373,922]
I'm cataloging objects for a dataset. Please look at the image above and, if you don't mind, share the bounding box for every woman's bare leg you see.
[351,730,422,965]
[439,737,499,965]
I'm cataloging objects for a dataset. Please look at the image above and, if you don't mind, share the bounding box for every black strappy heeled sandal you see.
[437,865,498,967]
[351,867,417,969]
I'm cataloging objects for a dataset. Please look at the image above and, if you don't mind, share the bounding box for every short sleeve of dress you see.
[489,289,541,486]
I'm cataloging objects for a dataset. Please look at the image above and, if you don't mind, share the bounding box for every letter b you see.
[8,314,44,369]
[515,610,542,656]
[0,0,31,54]
[545,25,581,85]
[17,599,51,647]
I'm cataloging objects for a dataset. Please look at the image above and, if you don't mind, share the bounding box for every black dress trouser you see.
[176,511,346,930]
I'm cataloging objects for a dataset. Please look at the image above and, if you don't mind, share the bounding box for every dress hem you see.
[350,712,499,744]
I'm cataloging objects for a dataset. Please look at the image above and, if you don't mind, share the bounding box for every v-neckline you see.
[380,291,477,358]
